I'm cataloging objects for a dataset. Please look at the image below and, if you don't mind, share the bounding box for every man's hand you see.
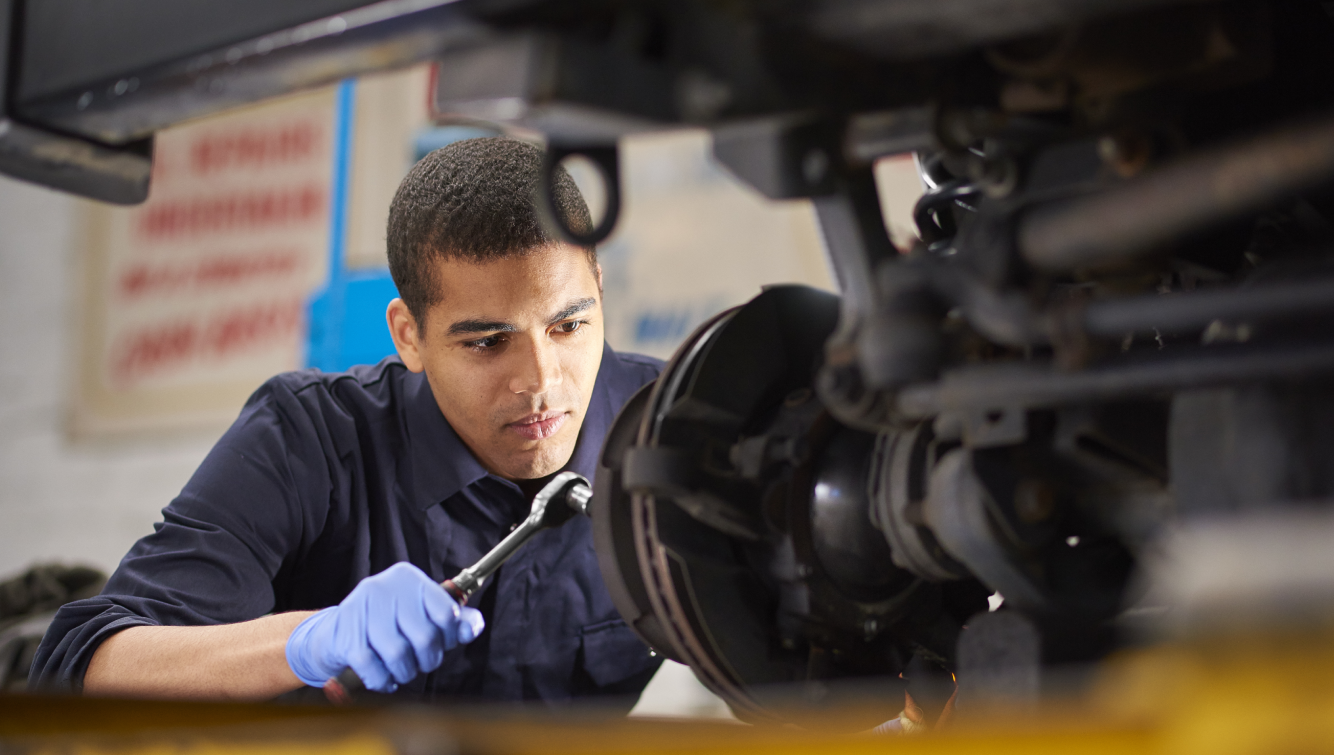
[285,562,485,692]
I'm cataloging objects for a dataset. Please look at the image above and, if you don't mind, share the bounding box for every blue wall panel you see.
[305,79,400,372]
[306,80,499,373]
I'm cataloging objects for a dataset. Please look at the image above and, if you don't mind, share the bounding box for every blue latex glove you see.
[285,562,485,692]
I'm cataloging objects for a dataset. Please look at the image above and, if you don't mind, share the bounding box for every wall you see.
[0,176,215,577]
[599,129,836,359]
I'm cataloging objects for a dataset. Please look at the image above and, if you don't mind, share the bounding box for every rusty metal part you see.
[1020,112,1334,271]
[987,3,1268,108]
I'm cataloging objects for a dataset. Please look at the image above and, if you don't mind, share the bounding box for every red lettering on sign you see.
[112,322,198,384]
[204,299,303,358]
[134,185,326,241]
[110,299,304,384]
[117,249,305,299]
[190,122,321,175]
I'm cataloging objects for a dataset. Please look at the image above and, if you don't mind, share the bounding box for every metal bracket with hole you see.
[538,143,621,246]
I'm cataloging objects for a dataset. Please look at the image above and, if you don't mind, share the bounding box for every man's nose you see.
[510,337,562,395]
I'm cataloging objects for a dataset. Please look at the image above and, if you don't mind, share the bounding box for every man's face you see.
[388,244,605,480]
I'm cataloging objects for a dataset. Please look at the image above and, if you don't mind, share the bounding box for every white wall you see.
[0,176,216,578]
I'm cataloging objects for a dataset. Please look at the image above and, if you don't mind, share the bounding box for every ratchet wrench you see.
[322,471,593,703]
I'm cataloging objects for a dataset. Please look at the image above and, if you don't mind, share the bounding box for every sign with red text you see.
[73,89,334,436]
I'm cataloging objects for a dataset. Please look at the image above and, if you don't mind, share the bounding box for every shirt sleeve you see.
[28,377,337,692]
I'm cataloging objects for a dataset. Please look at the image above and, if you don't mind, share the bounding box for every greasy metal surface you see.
[924,449,1048,610]
[1020,113,1334,271]
[807,0,1211,59]
[17,0,377,100]
[16,0,487,144]
[872,424,969,582]
[0,0,151,203]
[0,120,151,204]
[808,430,902,596]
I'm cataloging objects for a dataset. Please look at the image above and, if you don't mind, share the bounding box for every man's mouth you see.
[507,410,568,441]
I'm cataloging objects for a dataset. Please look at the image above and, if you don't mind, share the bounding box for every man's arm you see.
[81,563,486,700]
[83,612,314,700]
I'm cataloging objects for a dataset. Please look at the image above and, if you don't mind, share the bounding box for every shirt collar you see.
[404,369,489,510]
[405,341,618,509]
[565,341,617,483]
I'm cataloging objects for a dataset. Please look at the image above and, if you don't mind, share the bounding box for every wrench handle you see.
[320,473,590,704]
[322,667,362,704]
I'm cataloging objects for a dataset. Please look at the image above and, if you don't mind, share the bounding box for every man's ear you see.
[595,263,603,295]
[386,298,426,373]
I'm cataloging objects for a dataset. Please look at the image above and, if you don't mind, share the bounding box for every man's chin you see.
[491,438,576,481]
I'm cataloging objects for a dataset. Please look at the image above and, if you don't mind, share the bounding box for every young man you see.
[31,138,664,704]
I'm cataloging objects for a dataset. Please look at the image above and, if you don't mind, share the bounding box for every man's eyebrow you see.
[447,319,518,336]
[547,297,597,326]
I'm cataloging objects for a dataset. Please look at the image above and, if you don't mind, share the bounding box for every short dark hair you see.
[386,137,593,330]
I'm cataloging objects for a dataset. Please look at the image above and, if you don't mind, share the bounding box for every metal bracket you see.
[0,0,151,203]
[711,114,839,200]
[809,158,916,430]
[538,142,621,246]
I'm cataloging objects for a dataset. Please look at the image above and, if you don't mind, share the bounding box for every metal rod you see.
[1020,112,1334,271]
[897,339,1334,416]
[449,516,544,597]
[1082,276,1334,337]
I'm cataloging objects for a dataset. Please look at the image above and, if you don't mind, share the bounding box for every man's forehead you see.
[429,245,600,332]
[433,243,594,287]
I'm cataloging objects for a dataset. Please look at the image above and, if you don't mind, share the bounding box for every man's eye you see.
[557,320,584,334]
[466,335,504,351]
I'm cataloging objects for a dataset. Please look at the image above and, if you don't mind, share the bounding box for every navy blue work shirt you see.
[32,343,664,706]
